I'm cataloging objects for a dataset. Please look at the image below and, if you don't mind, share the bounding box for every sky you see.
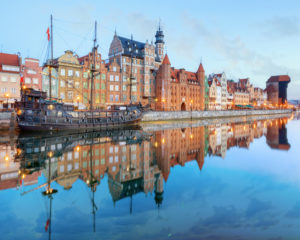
[1,0,300,99]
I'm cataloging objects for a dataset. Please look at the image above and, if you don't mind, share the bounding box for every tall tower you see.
[155,22,165,62]
[196,62,205,110]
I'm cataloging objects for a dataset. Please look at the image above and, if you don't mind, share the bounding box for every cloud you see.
[261,16,300,38]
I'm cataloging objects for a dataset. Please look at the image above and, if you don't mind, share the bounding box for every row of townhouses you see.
[0,25,290,110]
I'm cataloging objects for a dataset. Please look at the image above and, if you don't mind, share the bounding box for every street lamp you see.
[190,99,193,120]
[162,98,165,111]
[4,93,10,109]
[76,96,80,109]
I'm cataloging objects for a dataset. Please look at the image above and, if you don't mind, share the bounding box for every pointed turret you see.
[197,62,205,73]
[162,54,170,65]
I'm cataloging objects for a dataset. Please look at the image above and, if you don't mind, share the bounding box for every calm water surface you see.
[1,114,300,240]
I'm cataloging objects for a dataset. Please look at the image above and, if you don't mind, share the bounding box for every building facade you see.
[22,58,42,91]
[56,50,83,105]
[208,76,222,110]
[78,49,107,109]
[155,55,205,111]
[0,53,21,108]
[266,75,291,106]
[108,26,164,105]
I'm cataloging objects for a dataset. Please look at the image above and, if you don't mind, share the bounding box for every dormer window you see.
[129,47,131,52]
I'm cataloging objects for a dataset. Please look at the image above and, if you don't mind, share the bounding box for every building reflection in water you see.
[0,117,292,214]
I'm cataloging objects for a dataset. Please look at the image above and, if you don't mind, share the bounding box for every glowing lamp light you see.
[48,104,54,110]
[154,142,158,148]
[48,151,53,158]
[76,146,80,152]
[4,155,9,161]
[5,93,10,98]
[161,138,165,144]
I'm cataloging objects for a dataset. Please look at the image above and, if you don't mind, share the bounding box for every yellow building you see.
[56,50,83,105]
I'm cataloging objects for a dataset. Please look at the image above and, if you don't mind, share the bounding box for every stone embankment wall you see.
[141,112,292,132]
[0,111,15,131]
[142,109,292,122]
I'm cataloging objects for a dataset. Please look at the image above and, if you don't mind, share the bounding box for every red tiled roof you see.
[162,54,171,65]
[0,53,20,73]
[267,75,291,83]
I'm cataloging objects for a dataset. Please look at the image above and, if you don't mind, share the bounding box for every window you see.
[75,81,80,88]
[101,83,105,90]
[25,78,31,84]
[68,91,73,100]
[101,148,105,155]
[68,70,73,76]
[75,71,80,77]
[1,87,7,93]
[60,165,64,173]
[123,67,126,72]
[110,85,114,91]
[33,78,38,84]
[115,76,119,81]
[110,75,114,81]
[68,80,73,88]
[61,80,65,87]
[101,93,105,103]
[83,72,88,78]
[123,76,127,82]
[115,85,119,91]
[113,66,117,72]
[96,83,100,90]
[135,68,137,74]
[60,69,65,76]
[123,58,126,63]
[109,94,113,102]
[123,85,126,91]
[109,147,113,154]
[132,85,137,92]
[83,82,88,89]
[11,88,16,94]
[115,95,119,102]
[10,77,17,83]
[96,64,100,69]
[122,95,127,102]
[102,73,106,80]
[60,93,65,99]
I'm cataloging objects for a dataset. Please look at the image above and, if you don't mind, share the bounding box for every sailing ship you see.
[16,16,144,132]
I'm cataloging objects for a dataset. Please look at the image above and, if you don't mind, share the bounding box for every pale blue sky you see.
[1,0,299,99]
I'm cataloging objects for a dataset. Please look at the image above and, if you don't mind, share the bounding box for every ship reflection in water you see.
[0,115,297,240]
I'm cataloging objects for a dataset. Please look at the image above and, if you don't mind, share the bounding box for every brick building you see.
[0,53,21,108]
[155,55,205,111]
[78,49,107,109]
[266,75,290,106]
[22,58,42,91]
[108,26,164,105]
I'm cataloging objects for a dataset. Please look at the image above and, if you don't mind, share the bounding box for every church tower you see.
[155,22,165,62]
[196,62,205,110]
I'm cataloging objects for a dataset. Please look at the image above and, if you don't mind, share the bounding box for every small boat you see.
[15,16,144,132]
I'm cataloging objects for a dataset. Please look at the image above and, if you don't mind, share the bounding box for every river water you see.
[0,113,299,240]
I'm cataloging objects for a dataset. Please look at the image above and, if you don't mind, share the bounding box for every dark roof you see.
[267,75,291,83]
[118,36,145,59]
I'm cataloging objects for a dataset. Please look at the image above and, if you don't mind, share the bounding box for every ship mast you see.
[90,21,97,111]
[48,15,54,100]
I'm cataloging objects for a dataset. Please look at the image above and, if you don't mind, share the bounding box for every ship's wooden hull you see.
[17,117,142,132]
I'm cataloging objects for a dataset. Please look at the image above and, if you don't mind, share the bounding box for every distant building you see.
[210,73,228,109]
[266,75,290,106]
[155,55,205,111]
[208,76,222,110]
[0,53,21,108]
[22,58,42,91]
